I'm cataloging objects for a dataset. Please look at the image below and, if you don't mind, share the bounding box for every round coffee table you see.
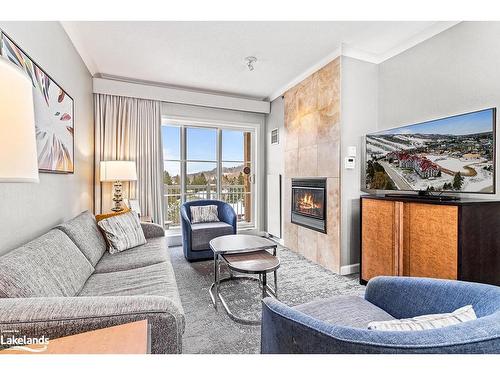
[209,234,280,325]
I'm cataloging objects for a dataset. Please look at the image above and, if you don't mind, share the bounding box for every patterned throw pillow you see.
[190,205,220,224]
[368,305,477,331]
[97,210,147,254]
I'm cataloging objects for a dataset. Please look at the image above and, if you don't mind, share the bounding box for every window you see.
[185,128,217,202]
[162,123,254,229]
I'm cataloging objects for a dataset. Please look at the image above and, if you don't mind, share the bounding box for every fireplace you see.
[291,178,327,233]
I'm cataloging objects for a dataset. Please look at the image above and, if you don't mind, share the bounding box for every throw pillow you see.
[95,208,131,222]
[190,205,220,223]
[97,210,146,254]
[368,305,477,331]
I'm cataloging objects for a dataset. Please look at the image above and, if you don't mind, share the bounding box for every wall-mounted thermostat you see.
[345,156,356,169]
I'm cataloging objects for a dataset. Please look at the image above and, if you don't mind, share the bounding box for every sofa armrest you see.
[140,222,165,239]
[0,295,185,354]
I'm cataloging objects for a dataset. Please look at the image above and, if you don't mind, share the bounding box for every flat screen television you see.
[364,108,496,195]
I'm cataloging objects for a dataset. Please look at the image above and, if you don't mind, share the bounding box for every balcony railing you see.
[163,184,250,227]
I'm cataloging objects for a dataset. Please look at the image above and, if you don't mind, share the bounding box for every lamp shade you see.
[0,58,38,182]
[100,160,137,182]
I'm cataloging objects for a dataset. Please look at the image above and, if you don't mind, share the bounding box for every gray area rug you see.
[169,245,365,354]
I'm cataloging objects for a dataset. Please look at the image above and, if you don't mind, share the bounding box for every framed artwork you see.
[0,30,75,173]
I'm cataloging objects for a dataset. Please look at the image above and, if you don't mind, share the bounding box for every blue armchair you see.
[261,277,500,354]
[180,200,237,261]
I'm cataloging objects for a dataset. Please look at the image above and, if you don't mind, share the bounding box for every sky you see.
[376,108,494,136]
[162,126,248,175]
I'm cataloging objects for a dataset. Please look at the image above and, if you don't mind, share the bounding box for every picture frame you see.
[0,29,75,174]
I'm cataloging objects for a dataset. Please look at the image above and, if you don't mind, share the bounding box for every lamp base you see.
[111,180,124,212]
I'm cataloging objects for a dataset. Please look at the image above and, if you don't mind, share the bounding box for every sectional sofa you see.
[0,211,185,354]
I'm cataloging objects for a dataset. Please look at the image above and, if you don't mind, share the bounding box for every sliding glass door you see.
[162,123,254,229]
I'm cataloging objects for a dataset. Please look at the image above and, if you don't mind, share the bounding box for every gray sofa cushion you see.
[293,295,395,329]
[56,210,106,266]
[191,222,234,251]
[94,237,169,273]
[0,229,94,298]
[78,262,183,309]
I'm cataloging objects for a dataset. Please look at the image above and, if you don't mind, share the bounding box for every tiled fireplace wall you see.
[283,58,341,273]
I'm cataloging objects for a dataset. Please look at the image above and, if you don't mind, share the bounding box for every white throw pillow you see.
[190,205,220,224]
[97,210,147,254]
[367,305,477,331]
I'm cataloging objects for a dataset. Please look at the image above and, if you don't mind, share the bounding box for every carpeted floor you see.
[169,244,365,354]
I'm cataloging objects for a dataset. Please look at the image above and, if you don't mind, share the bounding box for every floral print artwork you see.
[1,32,74,173]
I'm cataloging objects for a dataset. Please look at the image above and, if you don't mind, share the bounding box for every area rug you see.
[168,245,365,354]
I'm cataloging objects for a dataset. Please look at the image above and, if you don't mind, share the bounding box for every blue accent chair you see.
[180,200,237,261]
[261,277,500,354]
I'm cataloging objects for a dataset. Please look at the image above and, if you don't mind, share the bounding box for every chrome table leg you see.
[209,253,219,309]
[274,270,278,299]
[262,273,267,299]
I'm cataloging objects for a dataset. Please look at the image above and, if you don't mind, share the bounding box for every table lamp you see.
[0,58,39,183]
[100,160,137,211]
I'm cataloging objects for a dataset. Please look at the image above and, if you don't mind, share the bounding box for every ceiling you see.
[62,21,459,101]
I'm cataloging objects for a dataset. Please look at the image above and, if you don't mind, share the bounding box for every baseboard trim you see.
[340,263,360,276]
[166,234,182,247]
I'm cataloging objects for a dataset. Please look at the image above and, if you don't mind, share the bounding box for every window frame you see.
[162,118,257,230]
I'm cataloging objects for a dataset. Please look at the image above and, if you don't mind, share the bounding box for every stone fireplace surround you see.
[283,58,341,273]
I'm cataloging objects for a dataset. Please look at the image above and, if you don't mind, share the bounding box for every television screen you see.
[365,108,495,194]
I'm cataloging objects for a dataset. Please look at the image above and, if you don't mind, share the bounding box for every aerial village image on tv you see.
[365,108,495,193]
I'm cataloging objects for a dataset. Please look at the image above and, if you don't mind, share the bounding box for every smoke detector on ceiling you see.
[245,56,257,71]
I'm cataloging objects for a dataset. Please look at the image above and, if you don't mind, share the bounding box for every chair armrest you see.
[0,295,185,354]
[180,206,192,230]
[140,222,165,239]
[261,297,500,354]
[219,203,237,231]
[364,276,500,319]
[180,206,192,252]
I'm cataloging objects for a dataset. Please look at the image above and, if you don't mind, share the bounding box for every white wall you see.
[0,22,94,255]
[378,21,500,200]
[265,97,285,238]
[340,56,378,269]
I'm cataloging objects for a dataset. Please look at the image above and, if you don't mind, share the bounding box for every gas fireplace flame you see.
[298,193,320,210]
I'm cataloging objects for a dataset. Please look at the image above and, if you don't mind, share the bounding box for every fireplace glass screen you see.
[292,187,325,219]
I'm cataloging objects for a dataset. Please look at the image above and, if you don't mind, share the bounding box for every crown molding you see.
[64,20,461,104]
[268,22,461,101]
[268,46,342,101]
[343,21,461,64]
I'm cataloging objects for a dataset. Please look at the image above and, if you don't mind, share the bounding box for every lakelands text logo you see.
[1,330,49,353]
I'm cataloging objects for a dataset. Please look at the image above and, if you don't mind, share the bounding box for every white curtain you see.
[94,94,164,224]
